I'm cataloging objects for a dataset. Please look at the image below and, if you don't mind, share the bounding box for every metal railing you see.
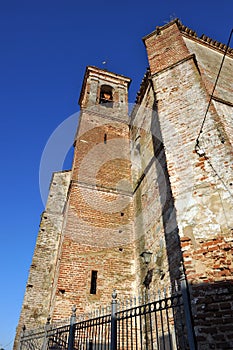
[19,277,196,349]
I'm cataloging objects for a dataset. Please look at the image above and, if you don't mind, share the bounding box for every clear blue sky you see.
[0,0,232,348]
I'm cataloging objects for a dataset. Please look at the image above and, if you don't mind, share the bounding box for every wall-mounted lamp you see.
[140,251,152,264]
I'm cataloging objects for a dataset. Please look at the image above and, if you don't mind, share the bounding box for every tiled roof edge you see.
[176,19,233,55]
[135,68,151,105]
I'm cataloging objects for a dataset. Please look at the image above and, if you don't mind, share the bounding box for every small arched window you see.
[99,85,113,108]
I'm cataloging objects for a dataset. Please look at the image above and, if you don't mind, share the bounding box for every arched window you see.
[99,85,113,108]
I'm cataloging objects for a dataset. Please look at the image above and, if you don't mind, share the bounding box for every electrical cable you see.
[195,28,233,149]
[1,338,14,349]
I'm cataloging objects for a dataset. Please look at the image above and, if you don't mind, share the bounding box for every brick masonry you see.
[143,19,233,349]
[15,19,233,350]
[50,68,136,321]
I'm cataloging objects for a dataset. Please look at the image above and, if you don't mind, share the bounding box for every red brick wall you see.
[143,20,233,349]
[51,70,136,319]
[181,236,233,348]
[144,21,190,75]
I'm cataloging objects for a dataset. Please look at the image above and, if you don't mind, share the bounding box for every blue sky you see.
[0,0,232,348]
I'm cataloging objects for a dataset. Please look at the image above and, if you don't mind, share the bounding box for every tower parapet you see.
[78,66,131,120]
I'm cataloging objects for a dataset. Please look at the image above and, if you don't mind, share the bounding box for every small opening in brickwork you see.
[136,143,141,153]
[119,230,122,233]
[119,248,123,252]
[59,289,65,295]
[27,284,33,288]
[120,212,124,216]
[160,272,165,280]
[104,133,107,144]
[99,85,113,108]
[90,270,98,294]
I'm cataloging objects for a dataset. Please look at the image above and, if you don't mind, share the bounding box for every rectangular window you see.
[90,270,98,294]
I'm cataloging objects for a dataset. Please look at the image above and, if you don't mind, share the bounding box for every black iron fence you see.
[116,291,186,349]
[19,275,196,349]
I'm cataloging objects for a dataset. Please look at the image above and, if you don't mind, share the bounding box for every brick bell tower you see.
[50,66,136,320]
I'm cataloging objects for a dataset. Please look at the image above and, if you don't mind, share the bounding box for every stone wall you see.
[143,19,233,349]
[14,170,71,349]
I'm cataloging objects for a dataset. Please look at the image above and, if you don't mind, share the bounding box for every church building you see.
[15,19,233,349]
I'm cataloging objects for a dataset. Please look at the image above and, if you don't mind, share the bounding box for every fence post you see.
[68,305,77,350]
[41,317,51,350]
[17,325,26,350]
[88,339,93,350]
[180,263,197,350]
[111,290,117,350]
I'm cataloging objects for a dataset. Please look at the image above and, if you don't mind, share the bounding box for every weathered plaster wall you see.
[143,20,233,348]
[14,170,71,349]
[130,84,174,292]
[184,37,233,102]
[213,100,233,147]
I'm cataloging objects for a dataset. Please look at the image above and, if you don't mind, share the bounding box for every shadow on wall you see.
[191,279,233,349]
[151,100,183,283]
[150,100,233,349]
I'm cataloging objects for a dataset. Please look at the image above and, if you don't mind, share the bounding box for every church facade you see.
[15,19,233,349]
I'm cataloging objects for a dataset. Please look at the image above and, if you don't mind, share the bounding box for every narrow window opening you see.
[99,85,113,108]
[136,143,141,153]
[104,133,107,144]
[90,270,98,294]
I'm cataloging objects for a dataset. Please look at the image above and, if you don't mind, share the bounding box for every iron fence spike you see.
[169,284,172,295]
[17,289,195,349]
[71,305,77,316]
[158,288,161,300]
[112,289,117,299]
[175,279,178,292]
